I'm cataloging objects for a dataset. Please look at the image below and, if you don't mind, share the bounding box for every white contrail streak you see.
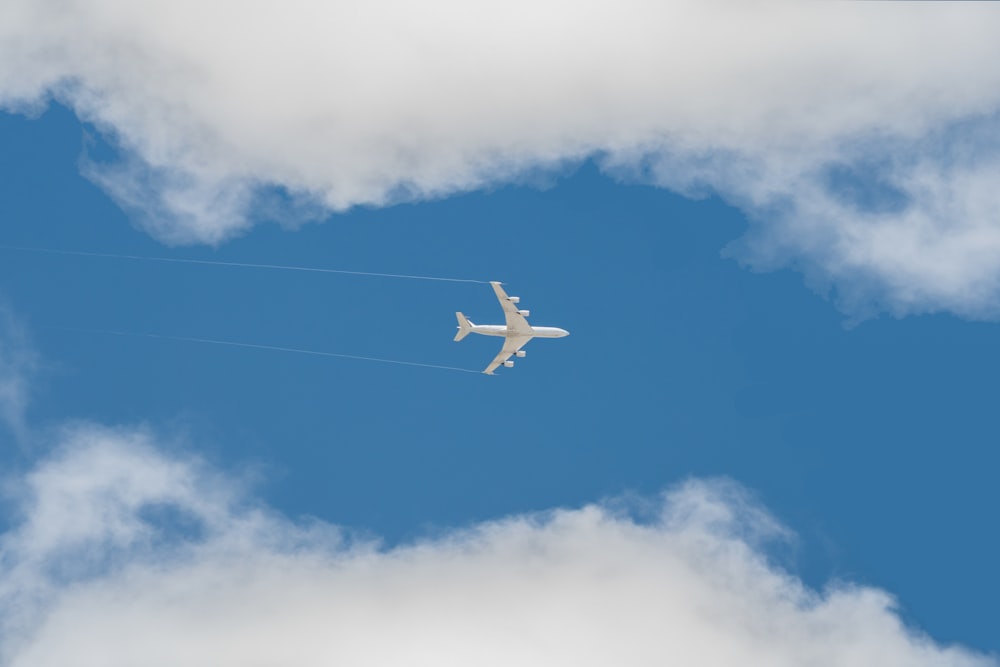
[62,328,482,374]
[0,244,491,284]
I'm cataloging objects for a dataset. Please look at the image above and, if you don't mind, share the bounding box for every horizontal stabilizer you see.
[454,312,473,341]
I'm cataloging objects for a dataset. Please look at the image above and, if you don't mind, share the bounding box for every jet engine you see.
[517,309,530,317]
[515,350,526,358]
[503,360,515,368]
[508,296,520,304]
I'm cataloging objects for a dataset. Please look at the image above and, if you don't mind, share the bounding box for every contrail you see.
[60,328,482,374]
[0,244,491,284]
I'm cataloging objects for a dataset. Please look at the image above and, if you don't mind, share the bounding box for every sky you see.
[1,1,999,665]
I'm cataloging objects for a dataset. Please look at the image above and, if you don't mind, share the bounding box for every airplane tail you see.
[454,312,474,341]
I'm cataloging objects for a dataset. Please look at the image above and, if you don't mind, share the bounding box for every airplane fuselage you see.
[468,324,569,338]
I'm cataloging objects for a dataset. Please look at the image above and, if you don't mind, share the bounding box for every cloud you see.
[0,303,37,442]
[3,2,1000,317]
[608,113,1000,320]
[0,427,992,666]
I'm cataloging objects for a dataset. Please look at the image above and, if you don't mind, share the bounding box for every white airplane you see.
[454,281,569,375]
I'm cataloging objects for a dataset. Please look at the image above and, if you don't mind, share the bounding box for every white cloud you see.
[0,427,993,666]
[3,1,1000,317]
[0,304,37,442]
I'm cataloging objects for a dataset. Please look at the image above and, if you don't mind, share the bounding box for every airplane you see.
[454,281,569,375]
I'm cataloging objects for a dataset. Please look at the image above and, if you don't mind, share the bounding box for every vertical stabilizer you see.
[454,312,474,341]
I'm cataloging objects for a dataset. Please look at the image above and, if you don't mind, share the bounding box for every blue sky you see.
[2,3,1000,665]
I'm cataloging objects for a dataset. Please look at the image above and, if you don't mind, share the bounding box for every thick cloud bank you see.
[3,2,1000,317]
[0,427,992,666]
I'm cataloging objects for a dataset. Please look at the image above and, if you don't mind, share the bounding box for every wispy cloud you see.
[0,303,36,443]
[3,1,1000,318]
[0,426,992,666]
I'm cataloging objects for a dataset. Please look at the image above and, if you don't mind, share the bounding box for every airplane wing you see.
[483,335,533,375]
[491,281,532,334]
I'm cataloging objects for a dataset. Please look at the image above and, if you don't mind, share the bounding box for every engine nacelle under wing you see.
[503,360,515,368]
[517,309,530,317]
[508,296,520,304]
[515,350,526,358]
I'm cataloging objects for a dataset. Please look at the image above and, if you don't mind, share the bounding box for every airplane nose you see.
[560,328,570,337]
